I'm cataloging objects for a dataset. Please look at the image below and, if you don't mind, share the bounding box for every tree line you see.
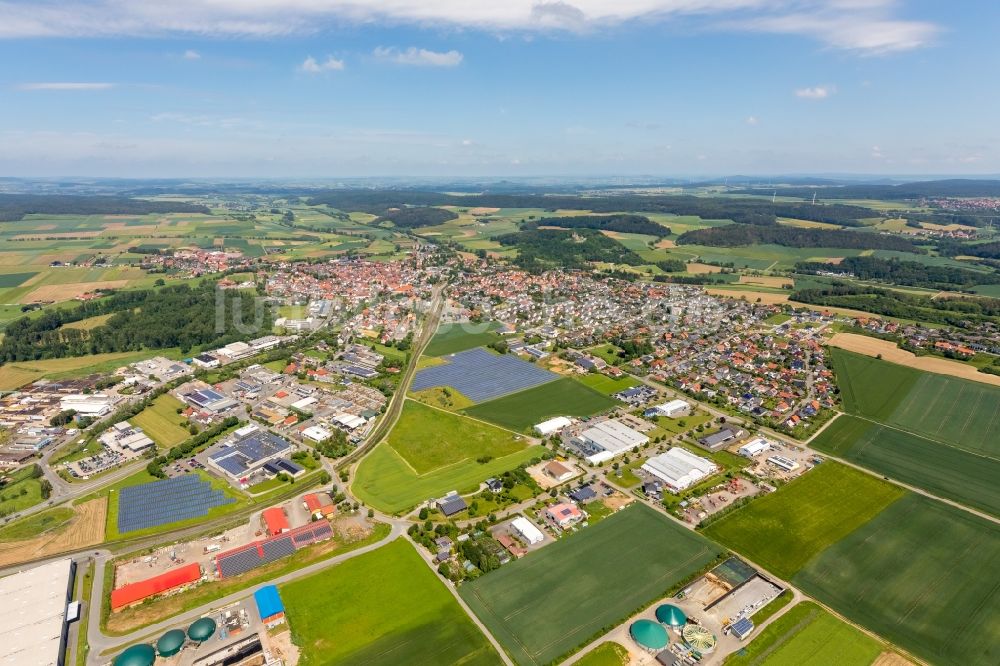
[794,256,1000,290]
[677,225,923,253]
[495,228,644,271]
[0,194,209,222]
[526,214,670,236]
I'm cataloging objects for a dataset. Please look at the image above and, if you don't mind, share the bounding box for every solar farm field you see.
[463,377,618,431]
[116,474,234,534]
[130,393,191,448]
[723,602,883,666]
[281,539,501,666]
[411,348,558,403]
[811,415,1000,516]
[353,402,544,513]
[423,322,503,357]
[794,494,1000,666]
[702,462,905,580]
[460,503,722,665]
[832,348,1000,455]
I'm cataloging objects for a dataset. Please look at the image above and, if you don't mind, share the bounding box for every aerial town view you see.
[0,2,997,666]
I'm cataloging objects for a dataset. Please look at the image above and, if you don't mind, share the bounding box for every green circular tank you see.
[655,603,688,627]
[113,644,155,666]
[630,619,669,650]
[157,628,186,656]
[187,616,217,642]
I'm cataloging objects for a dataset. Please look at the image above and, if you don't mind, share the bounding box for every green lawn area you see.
[581,499,613,523]
[575,372,639,396]
[724,602,882,666]
[764,313,792,325]
[811,414,1000,517]
[702,462,904,580]
[794,494,1000,666]
[464,377,617,432]
[130,393,191,448]
[354,401,543,513]
[246,477,285,494]
[460,503,722,665]
[281,539,501,666]
[832,348,1000,456]
[424,322,502,357]
[0,505,74,540]
[574,642,629,666]
[587,343,625,365]
[0,464,47,515]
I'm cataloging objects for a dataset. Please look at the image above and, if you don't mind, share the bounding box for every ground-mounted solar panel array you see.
[117,475,235,533]
[411,347,558,402]
[216,521,334,578]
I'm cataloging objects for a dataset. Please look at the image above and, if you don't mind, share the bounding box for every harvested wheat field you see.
[655,238,676,248]
[707,288,789,305]
[0,497,107,566]
[687,262,722,274]
[872,653,916,666]
[25,280,129,302]
[739,275,792,288]
[826,333,1000,387]
[468,207,500,215]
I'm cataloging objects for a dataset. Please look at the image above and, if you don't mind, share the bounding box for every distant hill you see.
[0,194,210,222]
[733,179,1000,200]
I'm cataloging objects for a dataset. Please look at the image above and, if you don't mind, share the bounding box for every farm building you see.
[511,516,544,545]
[111,563,202,611]
[534,416,572,436]
[437,492,468,517]
[644,399,691,419]
[573,419,649,464]
[302,492,336,519]
[0,558,75,666]
[262,507,290,536]
[738,437,773,458]
[254,585,286,628]
[207,428,292,479]
[545,502,584,529]
[641,448,719,493]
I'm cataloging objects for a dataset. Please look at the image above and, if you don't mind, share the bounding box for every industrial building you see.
[641,448,719,493]
[254,585,286,628]
[533,416,572,437]
[511,516,544,545]
[207,428,292,479]
[738,437,773,458]
[0,558,75,665]
[99,421,155,453]
[644,399,691,419]
[111,563,202,611]
[59,392,117,417]
[573,419,650,464]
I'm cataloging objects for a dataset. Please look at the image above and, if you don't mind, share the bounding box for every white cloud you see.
[0,2,939,55]
[182,49,200,60]
[795,85,835,99]
[18,82,114,90]
[745,115,759,125]
[300,55,345,73]
[373,46,463,67]
[871,145,884,158]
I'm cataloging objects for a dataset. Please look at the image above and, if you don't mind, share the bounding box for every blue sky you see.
[0,1,996,178]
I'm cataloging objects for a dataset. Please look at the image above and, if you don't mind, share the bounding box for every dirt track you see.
[827,333,1000,387]
[0,497,107,567]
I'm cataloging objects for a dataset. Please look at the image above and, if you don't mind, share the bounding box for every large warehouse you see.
[641,447,719,493]
[0,558,75,665]
[573,419,649,464]
[208,427,292,479]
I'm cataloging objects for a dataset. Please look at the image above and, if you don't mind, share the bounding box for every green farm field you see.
[702,462,904,580]
[724,602,882,666]
[463,377,617,431]
[353,402,543,513]
[574,642,629,666]
[460,503,722,665]
[794,494,1000,666]
[811,415,1000,516]
[0,350,170,390]
[130,394,191,448]
[423,322,503,356]
[281,539,501,666]
[0,464,48,516]
[575,372,640,395]
[832,348,1000,456]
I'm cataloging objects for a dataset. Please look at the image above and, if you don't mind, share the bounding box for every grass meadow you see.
[702,462,904,580]
[463,377,617,431]
[575,372,640,395]
[460,504,721,665]
[281,539,501,666]
[423,323,503,357]
[130,393,191,448]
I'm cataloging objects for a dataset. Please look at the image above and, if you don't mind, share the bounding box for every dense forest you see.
[733,179,1000,201]
[496,228,643,270]
[938,239,1000,260]
[794,256,1000,290]
[0,283,270,361]
[309,190,877,227]
[0,194,209,222]
[526,214,670,236]
[375,206,457,228]
[677,225,922,252]
[790,284,1000,327]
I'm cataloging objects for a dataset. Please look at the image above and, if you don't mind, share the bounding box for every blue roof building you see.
[254,585,285,627]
